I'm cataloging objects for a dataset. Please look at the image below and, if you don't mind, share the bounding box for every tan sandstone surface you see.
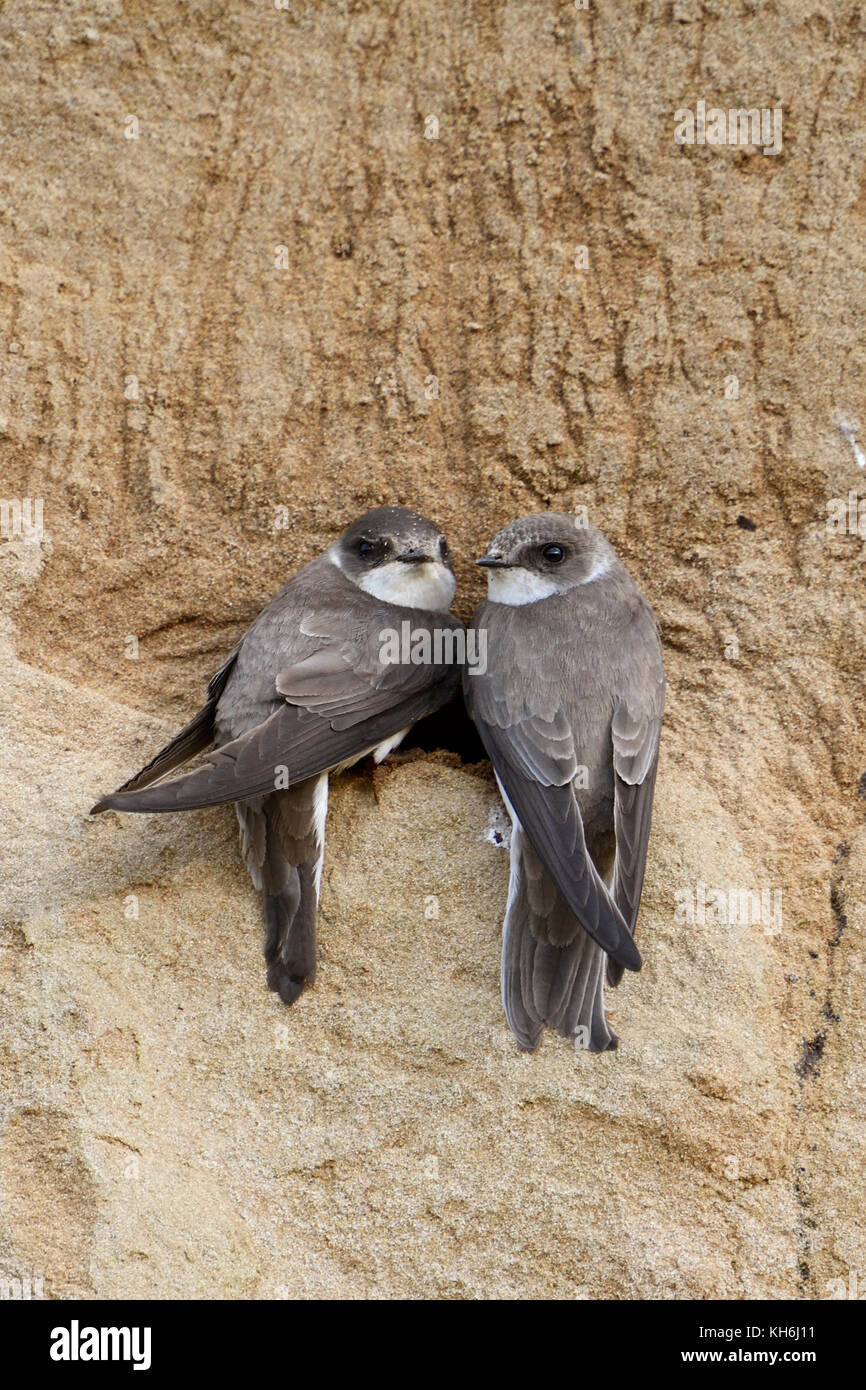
[1,0,865,1299]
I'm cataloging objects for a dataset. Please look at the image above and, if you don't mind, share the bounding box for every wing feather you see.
[487,750,640,971]
[93,656,459,813]
[92,553,463,815]
[606,705,663,986]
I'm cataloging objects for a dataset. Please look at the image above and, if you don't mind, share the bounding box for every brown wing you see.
[92,600,462,814]
[464,655,641,973]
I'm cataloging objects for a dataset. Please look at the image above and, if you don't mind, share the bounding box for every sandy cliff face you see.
[1,0,864,1299]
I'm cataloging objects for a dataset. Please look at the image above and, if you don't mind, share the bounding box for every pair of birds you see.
[93,507,665,1053]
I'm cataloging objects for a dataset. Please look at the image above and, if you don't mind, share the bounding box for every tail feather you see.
[606,762,659,988]
[237,775,328,1006]
[502,825,617,1053]
[502,905,542,1051]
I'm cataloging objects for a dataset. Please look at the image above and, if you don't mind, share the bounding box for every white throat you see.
[485,554,611,606]
[330,551,456,611]
[485,567,558,606]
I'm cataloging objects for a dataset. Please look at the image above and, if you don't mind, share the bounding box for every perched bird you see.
[463,512,664,1053]
[92,507,463,1005]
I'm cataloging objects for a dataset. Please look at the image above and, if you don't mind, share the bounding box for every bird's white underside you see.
[495,776,525,924]
[311,772,329,901]
[301,731,411,906]
[329,725,410,778]
[495,777,535,1030]
[372,726,411,763]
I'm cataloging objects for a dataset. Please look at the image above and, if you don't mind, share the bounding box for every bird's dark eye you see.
[542,544,565,564]
[439,536,450,560]
[357,539,375,558]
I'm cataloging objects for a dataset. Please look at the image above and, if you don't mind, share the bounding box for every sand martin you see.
[92,507,463,1006]
[463,512,664,1052]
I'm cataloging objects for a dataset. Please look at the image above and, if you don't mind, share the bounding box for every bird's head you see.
[476,512,616,605]
[330,506,456,611]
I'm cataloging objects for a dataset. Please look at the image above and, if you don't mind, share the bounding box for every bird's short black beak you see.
[398,549,430,564]
[476,555,510,568]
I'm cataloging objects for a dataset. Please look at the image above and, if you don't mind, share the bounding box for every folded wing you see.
[92,606,463,814]
[606,701,663,986]
[464,673,641,973]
